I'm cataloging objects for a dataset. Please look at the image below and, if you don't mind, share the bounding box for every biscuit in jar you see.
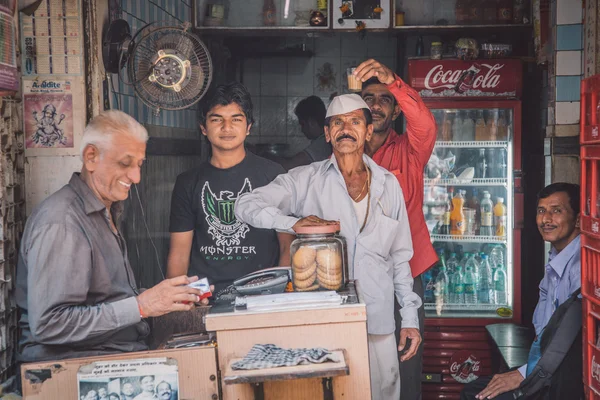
[292,246,317,269]
[316,248,342,273]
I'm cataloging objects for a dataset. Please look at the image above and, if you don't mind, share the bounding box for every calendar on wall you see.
[20,0,83,76]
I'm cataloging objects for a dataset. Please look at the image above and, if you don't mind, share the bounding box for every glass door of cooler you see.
[422,106,515,319]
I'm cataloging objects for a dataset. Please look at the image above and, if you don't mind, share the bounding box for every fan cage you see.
[127,26,212,112]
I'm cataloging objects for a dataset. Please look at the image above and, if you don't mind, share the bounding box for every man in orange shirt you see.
[355,59,437,400]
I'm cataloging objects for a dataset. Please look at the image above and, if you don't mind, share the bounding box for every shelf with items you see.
[430,234,506,244]
[424,303,508,312]
[434,141,508,149]
[424,178,508,187]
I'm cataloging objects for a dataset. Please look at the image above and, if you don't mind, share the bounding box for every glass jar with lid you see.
[431,42,443,60]
[290,223,347,292]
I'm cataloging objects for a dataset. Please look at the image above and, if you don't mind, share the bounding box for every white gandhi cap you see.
[325,93,370,118]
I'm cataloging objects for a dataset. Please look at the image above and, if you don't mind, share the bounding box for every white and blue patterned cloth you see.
[231,344,339,370]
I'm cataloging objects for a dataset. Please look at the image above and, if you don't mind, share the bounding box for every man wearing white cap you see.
[235,93,422,399]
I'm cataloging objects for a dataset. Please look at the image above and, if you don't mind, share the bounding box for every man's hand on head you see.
[476,370,524,399]
[354,59,396,86]
[398,327,421,362]
[292,215,339,232]
[136,275,205,317]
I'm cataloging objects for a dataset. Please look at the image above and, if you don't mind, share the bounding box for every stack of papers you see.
[235,291,342,312]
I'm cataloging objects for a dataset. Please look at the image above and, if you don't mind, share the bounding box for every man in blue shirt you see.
[461,182,581,400]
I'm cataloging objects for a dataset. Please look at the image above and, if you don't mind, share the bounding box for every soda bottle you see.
[440,193,451,235]
[446,252,459,275]
[496,0,513,24]
[475,110,486,141]
[497,110,507,140]
[497,148,507,178]
[452,112,463,141]
[477,254,493,303]
[493,262,507,305]
[485,148,497,177]
[464,266,477,304]
[494,197,507,237]
[475,149,487,179]
[480,192,494,236]
[434,265,450,305]
[450,190,466,236]
[450,265,465,304]
[462,111,475,141]
[455,64,481,94]
[442,111,453,141]
[468,188,481,234]
[488,111,498,141]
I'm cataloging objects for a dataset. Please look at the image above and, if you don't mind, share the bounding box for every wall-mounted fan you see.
[103,20,213,113]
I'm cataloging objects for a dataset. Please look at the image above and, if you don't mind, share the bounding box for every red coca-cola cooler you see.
[408,59,523,399]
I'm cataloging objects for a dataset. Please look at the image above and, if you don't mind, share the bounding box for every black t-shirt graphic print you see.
[169,152,285,294]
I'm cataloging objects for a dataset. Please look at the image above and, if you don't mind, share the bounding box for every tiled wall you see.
[241,33,397,154]
[545,0,583,185]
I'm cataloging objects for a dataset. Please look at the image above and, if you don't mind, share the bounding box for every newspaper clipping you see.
[77,358,179,400]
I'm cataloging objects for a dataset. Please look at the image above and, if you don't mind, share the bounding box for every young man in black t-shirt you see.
[167,82,292,295]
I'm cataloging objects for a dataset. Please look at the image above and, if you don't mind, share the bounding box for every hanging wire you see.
[180,0,191,8]
[134,183,166,280]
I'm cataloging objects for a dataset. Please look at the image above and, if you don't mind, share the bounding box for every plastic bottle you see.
[480,192,494,236]
[488,111,498,141]
[475,110,486,141]
[497,110,507,140]
[475,148,487,179]
[416,36,424,56]
[494,197,507,237]
[465,252,480,278]
[442,111,453,141]
[468,188,481,234]
[493,262,507,305]
[434,265,450,305]
[263,0,277,26]
[452,112,463,142]
[439,193,451,235]
[450,265,465,304]
[489,245,505,272]
[462,111,475,141]
[464,266,477,304]
[446,252,459,275]
[477,254,493,304]
[450,190,466,236]
[485,148,496,177]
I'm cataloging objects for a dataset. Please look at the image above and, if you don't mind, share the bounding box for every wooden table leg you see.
[253,383,265,400]
[322,378,333,400]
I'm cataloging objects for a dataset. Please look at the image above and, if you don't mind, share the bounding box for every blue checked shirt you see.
[518,234,581,377]
[235,154,421,335]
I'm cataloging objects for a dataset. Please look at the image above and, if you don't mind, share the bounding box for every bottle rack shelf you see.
[434,141,509,148]
[424,178,508,187]
[430,234,507,244]
[424,303,508,312]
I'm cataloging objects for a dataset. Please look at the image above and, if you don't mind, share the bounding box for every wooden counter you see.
[205,289,371,399]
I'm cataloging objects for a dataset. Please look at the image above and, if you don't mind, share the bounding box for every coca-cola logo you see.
[592,355,600,382]
[449,351,481,384]
[424,63,505,91]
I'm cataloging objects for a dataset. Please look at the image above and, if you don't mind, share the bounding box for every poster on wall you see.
[0,0,18,92]
[23,79,74,149]
[77,358,180,400]
[20,0,83,76]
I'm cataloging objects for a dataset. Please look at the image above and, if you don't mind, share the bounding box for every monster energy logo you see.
[201,179,252,247]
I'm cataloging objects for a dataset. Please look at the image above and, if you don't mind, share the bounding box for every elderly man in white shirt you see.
[235,94,422,400]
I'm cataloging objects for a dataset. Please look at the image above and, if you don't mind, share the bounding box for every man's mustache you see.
[336,134,356,142]
[372,112,385,118]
